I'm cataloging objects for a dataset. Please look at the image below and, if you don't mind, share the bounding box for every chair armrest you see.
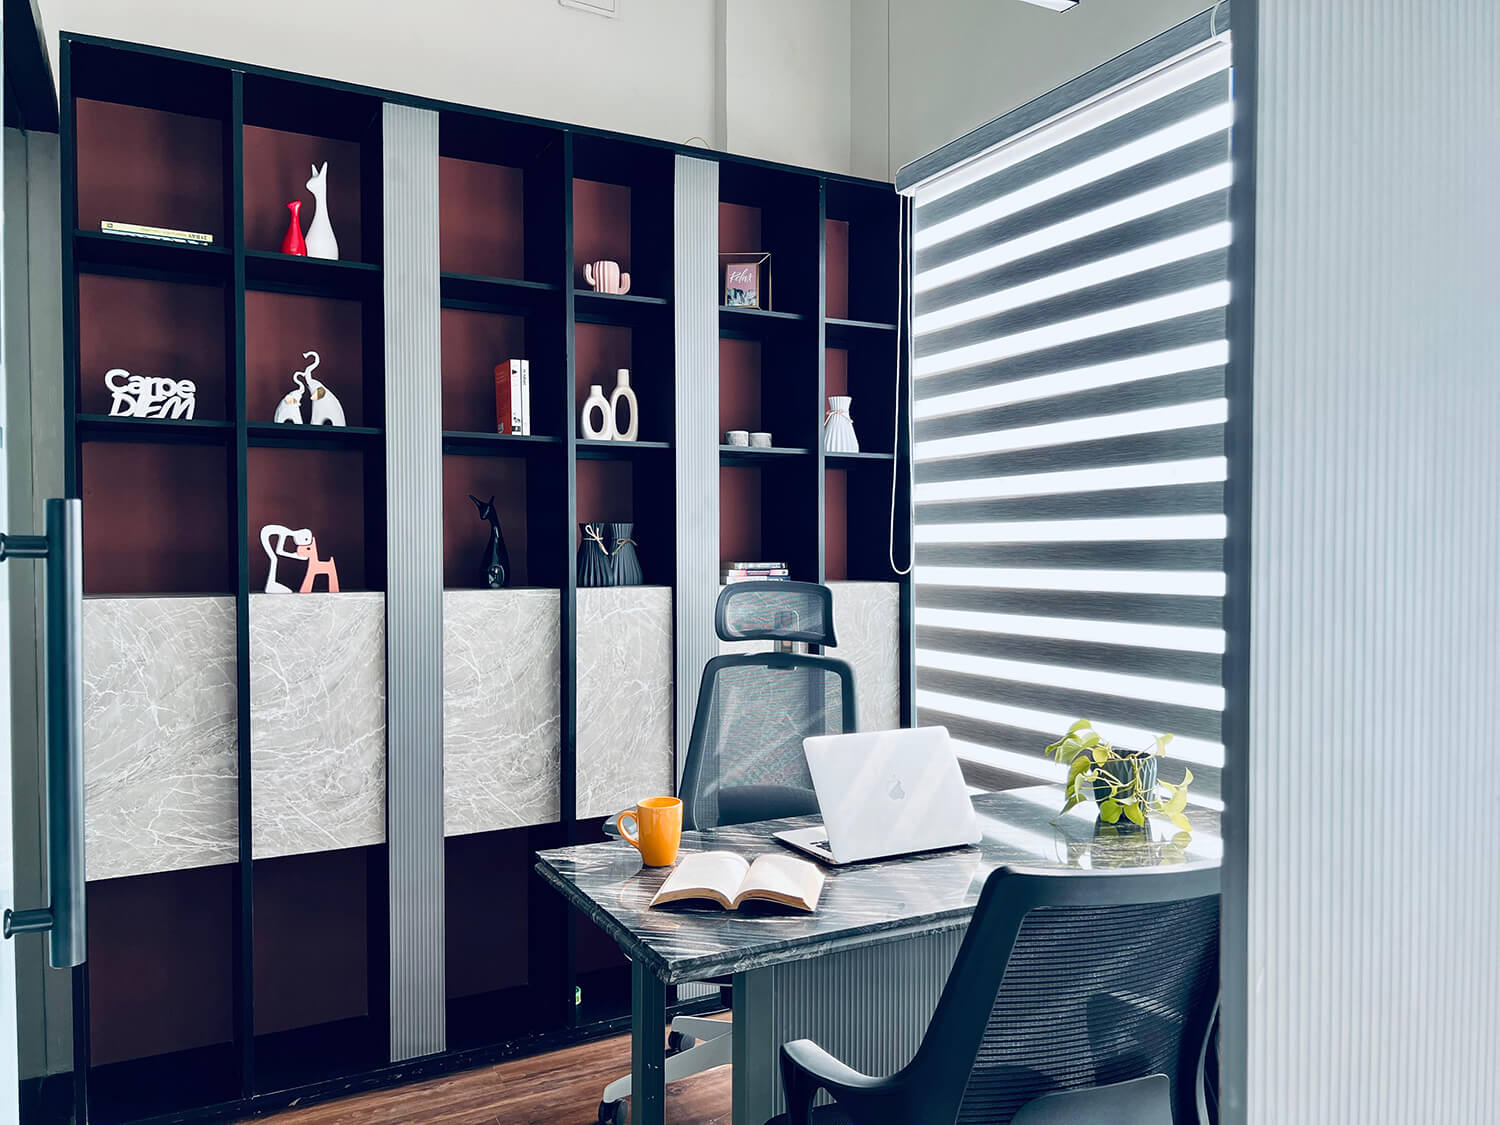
[779,1040,908,1125]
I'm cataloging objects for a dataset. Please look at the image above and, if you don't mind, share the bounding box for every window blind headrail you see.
[917,665,1223,742]
[916,366,1224,444]
[915,65,1231,240]
[915,423,1226,483]
[918,625,1222,684]
[917,585,1224,630]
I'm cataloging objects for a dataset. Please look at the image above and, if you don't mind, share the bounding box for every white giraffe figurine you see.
[304,162,339,261]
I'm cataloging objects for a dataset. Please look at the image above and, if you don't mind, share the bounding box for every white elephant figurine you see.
[583,259,631,294]
[273,381,304,424]
[298,351,346,427]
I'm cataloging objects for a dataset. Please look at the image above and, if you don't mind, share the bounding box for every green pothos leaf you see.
[1099,799,1122,824]
[1123,801,1147,827]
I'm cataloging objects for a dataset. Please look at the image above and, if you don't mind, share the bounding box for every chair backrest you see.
[678,583,856,831]
[906,864,1221,1125]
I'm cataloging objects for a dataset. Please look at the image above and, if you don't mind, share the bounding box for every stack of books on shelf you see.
[494,360,532,435]
[721,561,790,584]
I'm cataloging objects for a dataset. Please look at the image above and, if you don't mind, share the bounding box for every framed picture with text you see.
[720,252,772,309]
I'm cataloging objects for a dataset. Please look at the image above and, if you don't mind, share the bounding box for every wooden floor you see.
[245,1028,732,1125]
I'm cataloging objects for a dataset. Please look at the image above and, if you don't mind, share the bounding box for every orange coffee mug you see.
[614,796,683,867]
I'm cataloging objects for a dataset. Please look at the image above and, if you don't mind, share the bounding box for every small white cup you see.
[749,432,772,448]
[725,430,750,446]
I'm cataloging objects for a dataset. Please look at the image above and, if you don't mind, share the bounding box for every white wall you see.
[1231,0,1500,1120]
[850,0,1208,179]
[37,0,857,174]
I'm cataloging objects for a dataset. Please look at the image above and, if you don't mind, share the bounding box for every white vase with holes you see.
[824,395,859,453]
[581,384,614,440]
[609,368,639,442]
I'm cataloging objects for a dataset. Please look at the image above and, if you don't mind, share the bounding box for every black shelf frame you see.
[54,28,909,1125]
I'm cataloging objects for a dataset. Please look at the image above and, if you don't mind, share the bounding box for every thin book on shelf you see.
[650,852,824,913]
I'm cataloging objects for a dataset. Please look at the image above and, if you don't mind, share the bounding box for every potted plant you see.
[1044,719,1193,832]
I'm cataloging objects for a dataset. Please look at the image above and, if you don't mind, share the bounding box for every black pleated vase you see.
[609,522,642,586]
[577,522,615,587]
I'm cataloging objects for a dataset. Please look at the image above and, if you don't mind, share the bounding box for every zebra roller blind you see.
[903,21,1231,806]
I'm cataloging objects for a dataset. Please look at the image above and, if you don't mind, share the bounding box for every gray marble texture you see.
[444,589,561,835]
[718,581,900,732]
[83,596,239,881]
[826,581,901,731]
[249,592,386,859]
[576,586,675,819]
[536,786,1222,983]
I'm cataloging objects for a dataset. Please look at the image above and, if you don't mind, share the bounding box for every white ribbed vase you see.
[824,395,859,453]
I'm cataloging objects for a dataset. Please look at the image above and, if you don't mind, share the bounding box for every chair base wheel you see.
[597,1098,627,1125]
[666,1030,697,1055]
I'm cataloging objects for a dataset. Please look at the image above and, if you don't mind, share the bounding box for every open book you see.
[650,852,825,913]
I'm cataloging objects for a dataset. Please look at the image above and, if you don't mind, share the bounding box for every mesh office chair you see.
[770,863,1221,1125]
[598,582,857,1125]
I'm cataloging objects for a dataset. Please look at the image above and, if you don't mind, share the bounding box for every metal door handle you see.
[0,499,86,969]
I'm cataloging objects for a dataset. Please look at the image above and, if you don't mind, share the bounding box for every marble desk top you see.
[534,786,1221,984]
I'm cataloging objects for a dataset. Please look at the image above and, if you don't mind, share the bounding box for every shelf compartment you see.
[574,321,673,445]
[78,273,230,420]
[572,135,674,301]
[439,112,565,285]
[252,847,385,1092]
[81,441,233,596]
[442,450,567,589]
[719,332,818,452]
[576,459,675,587]
[244,250,381,298]
[825,181,901,324]
[75,95,227,244]
[74,231,231,280]
[825,464,903,583]
[720,460,818,579]
[718,165,821,318]
[246,289,375,427]
[826,343,896,456]
[442,306,539,436]
[246,446,380,593]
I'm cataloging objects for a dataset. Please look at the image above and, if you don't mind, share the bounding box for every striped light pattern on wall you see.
[1228,2,1500,1120]
[907,31,1232,803]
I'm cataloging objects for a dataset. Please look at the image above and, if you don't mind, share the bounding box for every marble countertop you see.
[534,786,1221,983]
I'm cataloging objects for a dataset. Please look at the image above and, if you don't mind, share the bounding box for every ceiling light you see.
[1018,0,1080,10]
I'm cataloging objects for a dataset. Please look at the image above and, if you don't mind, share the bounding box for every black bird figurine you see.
[469,494,511,588]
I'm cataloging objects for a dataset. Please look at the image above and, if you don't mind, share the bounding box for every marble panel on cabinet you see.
[444,589,560,835]
[576,586,674,820]
[84,596,239,881]
[250,592,386,859]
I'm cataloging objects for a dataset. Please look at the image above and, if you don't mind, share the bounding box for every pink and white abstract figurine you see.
[260,524,340,593]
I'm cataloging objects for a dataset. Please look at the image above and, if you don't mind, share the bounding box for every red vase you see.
[280,201,307,256]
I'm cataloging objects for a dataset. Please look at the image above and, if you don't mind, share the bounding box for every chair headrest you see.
[715,581,837,646]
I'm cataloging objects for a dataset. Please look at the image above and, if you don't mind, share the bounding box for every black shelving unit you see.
[55,29,910,1125]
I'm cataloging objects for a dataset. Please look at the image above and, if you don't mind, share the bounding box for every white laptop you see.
[774,726,982,866]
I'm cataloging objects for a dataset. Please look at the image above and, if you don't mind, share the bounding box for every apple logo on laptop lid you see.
[888,777,906,801]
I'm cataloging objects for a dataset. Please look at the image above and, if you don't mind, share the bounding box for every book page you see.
[732,854,825,912]
[650,852,751,910]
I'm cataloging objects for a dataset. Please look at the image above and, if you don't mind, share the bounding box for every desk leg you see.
[632,960,667,1125]
[731,968,776,1125]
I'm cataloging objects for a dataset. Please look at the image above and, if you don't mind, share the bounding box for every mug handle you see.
[614,809,641,851]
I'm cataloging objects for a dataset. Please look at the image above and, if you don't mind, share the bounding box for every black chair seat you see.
[765,1107,854,1125]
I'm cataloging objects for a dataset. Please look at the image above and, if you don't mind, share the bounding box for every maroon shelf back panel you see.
[78,275,228,419]
[246,447,367,591]
[245,290,364,426]
[75,99,223,240]
[825,345,849,401]
[825,218,851,320]
[242,126,362,259]
[572,178,631,286]
[442,454,530,588]
[824,468,849,582]
[446,831,532,998]
[252,849,369,1035]
[719,202,762,254]
[81,442,231,595]
[573,322,632,418]
[441,307,527,434]
[87,866,234,1066]
[439,157,526,279]
[576,461,633,532]
[719,337,762,434]
[720,466,761,564]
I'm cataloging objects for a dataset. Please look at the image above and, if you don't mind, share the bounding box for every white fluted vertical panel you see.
[383,102,445,1061]
[1241,4,1500,1121]
[674,154,718,785]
